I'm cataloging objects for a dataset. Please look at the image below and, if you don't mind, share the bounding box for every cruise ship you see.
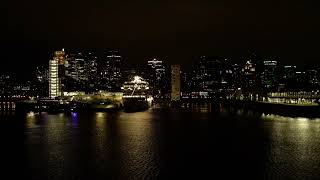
[122,76,152,112]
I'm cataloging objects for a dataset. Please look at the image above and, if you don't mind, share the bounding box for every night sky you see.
[1,0,320,73]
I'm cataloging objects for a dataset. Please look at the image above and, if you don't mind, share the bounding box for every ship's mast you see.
[131,84,138,96]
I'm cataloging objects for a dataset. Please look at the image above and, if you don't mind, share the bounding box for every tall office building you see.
[35,66,49,96]
[283,65,297,90]
[100,50,122,90]
[295,71,306,90]
[65,53,77,80]
[191,56,234,94]
[56,49,66,94]
[55,50,66,79]
[49,58,60,98]
[147,58,167,96]
[65,52,88,82]
[86,52,98,88]
[231,64,242,89]
[148,58,166,82]
[220,58,235,91]
[171,65,180,101]
[305,69,319,89]
[49,49,65,98]
[261,60,279,89]
[283,65,297,79]
[241,60,257,91]
[181,71,191,93]
[36,66,48,83]
[0,74,11,95]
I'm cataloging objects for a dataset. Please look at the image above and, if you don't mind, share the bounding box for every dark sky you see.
[1,0,320,72]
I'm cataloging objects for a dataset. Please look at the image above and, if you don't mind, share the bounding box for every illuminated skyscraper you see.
[306,69,319,89]
[55,50,66,79]
[191,56,230,94]
[295,71,306,90]
[49,58,59,98]
[34,66,49,96]
[171,65,180,101]
[100,50,122,90]
[36,66,48,83]
[147,58,167,96]
[231,64,242,89]
[181,71,191,93]
[283,65,297,90]
[0,74,11,95]
[86,52,98,88]
[49,49,65,98]
[65,52,87,82]
[261,60,279,89]
[241,60,256,91]
[283,65,297,80]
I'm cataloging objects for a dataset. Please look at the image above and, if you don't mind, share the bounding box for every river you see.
[1,105,320,179]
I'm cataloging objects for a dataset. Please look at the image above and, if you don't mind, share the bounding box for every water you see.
[1,106,320,179]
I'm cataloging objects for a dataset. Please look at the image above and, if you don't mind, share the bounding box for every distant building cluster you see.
[46,49,171,98]
[47,49,124,97]
[182,54,320,98]
[1,50,320,100]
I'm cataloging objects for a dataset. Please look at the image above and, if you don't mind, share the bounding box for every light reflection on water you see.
[117,111,159,179]
[25,112,38,128]
[260,113,320,179]
[261,113,320,122]
[2,106,320,179]
[45,113,73,179]
[180,103,212,112]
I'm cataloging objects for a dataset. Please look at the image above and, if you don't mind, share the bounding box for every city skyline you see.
[2,48,320,99]
[1,47,320,76]
[3,1,320,180]
[2,48,320,84]
[2,47,320,69]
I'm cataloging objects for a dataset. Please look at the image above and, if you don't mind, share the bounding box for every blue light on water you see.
[72,112,77,117]
[71,112,79,125]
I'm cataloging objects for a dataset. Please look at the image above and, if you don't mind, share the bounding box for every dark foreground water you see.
[1,106,320,180]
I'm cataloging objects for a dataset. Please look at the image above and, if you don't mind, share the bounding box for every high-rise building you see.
[36,66,48,83]
[65,52,88,82]
[295,71,306,90]
[283,65,297,79]
[191,56,234,94]
[306,69,319,89]
[192,56,220,92]
[34,66,49,96]
[65,53,77,80]
[56,49,66,94]
[0,74,11,95]
[49,49,65,98]
[100,50,122,90]
[56,49,66,65]
[55,50,66,79]
[171,65,180,101]
[231,64,242,89]
[241,60,256,91]
[181,71,191,93]
[220,59,235,91]
[261,60,279,90]
[147,58,167,97]
[86,52,98,88]
[49,58,60,98]
[148,58,163,69]
[283,65,297,90]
